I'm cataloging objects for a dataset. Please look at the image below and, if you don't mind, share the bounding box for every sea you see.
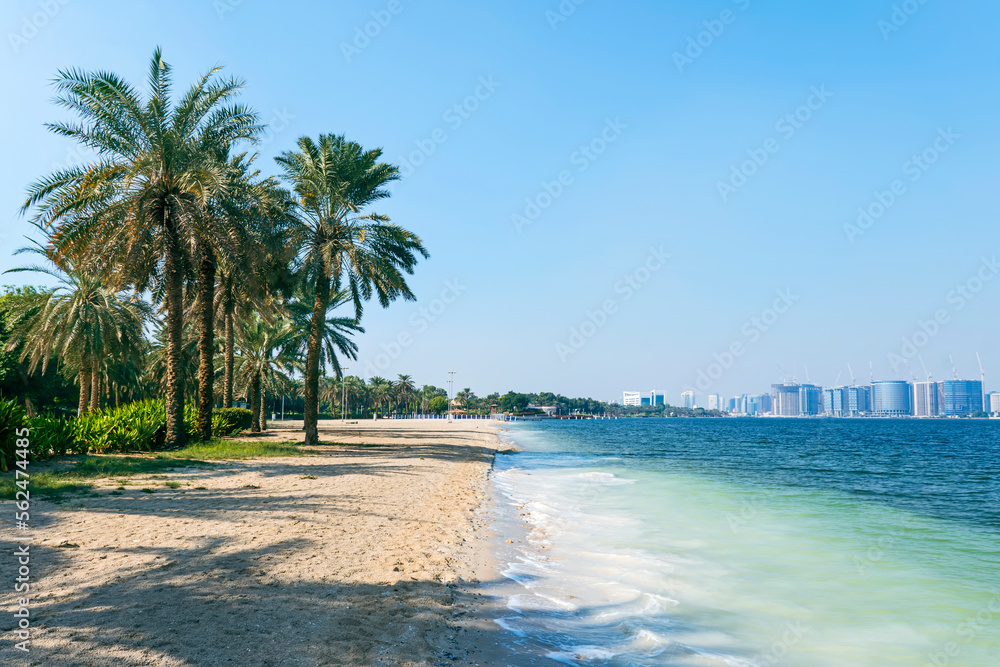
[487,418,1000,666]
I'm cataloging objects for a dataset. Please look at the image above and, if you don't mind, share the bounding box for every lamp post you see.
[448,371,456,423]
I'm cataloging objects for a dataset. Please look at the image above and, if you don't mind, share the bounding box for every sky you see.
[1,0,998,404]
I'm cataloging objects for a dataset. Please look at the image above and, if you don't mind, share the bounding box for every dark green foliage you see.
[211,407,253,436]
[0,396,28,472]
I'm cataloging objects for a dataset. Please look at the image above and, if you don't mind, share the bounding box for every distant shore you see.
[1,420,514,666]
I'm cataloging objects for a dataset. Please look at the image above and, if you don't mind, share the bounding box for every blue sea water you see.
[490,419,1000,666]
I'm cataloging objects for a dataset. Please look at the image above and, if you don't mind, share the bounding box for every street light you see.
[447,371,456,423]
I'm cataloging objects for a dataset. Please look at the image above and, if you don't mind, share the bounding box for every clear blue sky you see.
[2,0,998,403]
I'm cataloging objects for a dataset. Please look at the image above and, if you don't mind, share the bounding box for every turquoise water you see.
[491,419,1000,666]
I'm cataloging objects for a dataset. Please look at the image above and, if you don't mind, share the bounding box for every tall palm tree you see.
[23,49,263,446]
[3,234,150,416]
[344,376,368,419]
[276,134,428,444]
[234,313,300,433]
[369,376,392,417]
[202,159,293,433]
[396,374,416,414]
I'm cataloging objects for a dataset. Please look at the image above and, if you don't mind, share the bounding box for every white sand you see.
[0,419,516,666]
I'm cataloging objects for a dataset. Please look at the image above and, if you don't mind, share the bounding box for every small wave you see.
[546,645,618,665]
[569,471,637,485]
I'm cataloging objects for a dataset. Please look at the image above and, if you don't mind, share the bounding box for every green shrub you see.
[0,397,29,472]
[212,407,253,436]
[74,400,166,453]
[28,414,75,460]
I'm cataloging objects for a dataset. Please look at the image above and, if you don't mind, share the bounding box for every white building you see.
[707,394,722,411]
[991,392,1000,416]
[681,390,695,409]
[623,391,642,407]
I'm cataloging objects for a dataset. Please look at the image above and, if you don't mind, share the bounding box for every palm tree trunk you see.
[250,373,261,433]
[164,214,186,447]
[78,357,92,417]
[90,366,101,412]
[223,290,235,408]
[259,384,267,431]
[196,248,216,440]
[303,261,331,446]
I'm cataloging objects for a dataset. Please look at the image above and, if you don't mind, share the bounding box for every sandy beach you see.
[1,420,515,666]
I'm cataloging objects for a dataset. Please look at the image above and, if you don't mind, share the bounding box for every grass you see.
[0,438,305,499]
[167,438,304,460]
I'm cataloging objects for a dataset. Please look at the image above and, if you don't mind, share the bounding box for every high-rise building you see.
[912,381,943,417]
[799,384,823,416]
[746,393,771,416]
[990,392,1000,416]
[942,380,984,416]
[641,396,650,406]
[707,394,722,411]
[650,391,665,406]
[847,385,870,416]
[681,390,695,409]
[824,386,848,417]
[771,384,801,416]
[622,391,641,407]
[871,380,912,417]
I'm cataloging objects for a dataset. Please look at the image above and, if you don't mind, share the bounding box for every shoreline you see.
[1,420,517,666]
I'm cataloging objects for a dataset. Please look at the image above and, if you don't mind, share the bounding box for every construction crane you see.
[804,366,812,384]
[903,360,918,382]
[834,371,842,387]
[918,355,932,382]
[869,361,875,383]
[949,355,958,381]
[847,363,856,386]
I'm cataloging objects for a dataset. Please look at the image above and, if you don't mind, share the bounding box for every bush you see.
[212,407,253,436]
[74,400,167,453]
[0,397,28,472]
[28,414,75,460]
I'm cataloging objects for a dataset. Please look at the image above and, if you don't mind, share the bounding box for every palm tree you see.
[234,313,299,432]
[396,374,416,414]
[276,134,428,444]
[344,376,367,419]
[206,161,293,428]
[3,235,150,416]
[286,287,364,383]
[369,376,392,418]
[23,49,263,446]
